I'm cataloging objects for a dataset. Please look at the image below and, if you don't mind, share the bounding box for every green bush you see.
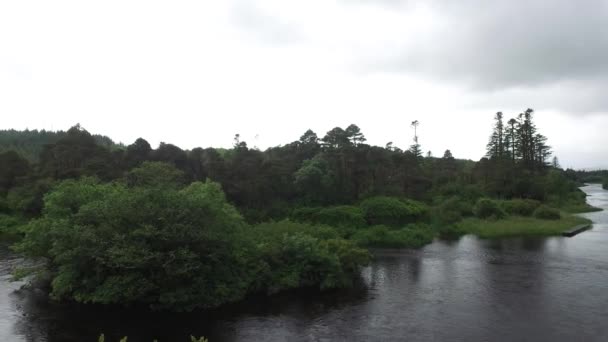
[350,224,435,248]
[16,176,370,311]
[290,207,321,223]
[17,179,251,311]
[500,199,541,216]
[473,198,506,219]
[291,206,365,228]
[249,221,369,293]
[435,196,474,224]
[533,205,561,220]
[0,196,9,213]
[359,196,427,226]
[0,214,25,239]
[316,206,366,228]
[250,220,341,241]
[436,183,484,203]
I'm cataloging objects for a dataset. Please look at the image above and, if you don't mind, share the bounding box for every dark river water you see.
[1,184,608,342]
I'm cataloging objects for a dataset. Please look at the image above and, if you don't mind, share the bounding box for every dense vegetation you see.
[0,108,599,310]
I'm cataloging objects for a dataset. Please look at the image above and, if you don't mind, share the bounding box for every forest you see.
[0,108,598,311]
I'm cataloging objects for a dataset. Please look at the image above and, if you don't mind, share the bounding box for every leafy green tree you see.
[124,138,152,169]
[294,156,335,204]
[17,177,253,311]
[125,161,185,188]
[39,125,118,180]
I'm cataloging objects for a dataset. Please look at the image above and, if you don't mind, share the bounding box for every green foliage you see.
[293,156,335,204]
[473,198,506,219]
[248,220,369,292]
[0,150,30,194]
[17,177,251,310]
[434,183,484,203]
[0,214,26,240]
[456,215,589,238]
[500,199,540,216]
[350,224,435,248]
[359,196,427,227]
[0,128,120,163]
[16,176,369,311]
[533,205,561,220]
[434,196,474,224]
[290,206,365,229]
[6,178,54,216]
[125,161,185,188]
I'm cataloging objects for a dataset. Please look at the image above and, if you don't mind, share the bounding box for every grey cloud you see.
[368,0,608,90]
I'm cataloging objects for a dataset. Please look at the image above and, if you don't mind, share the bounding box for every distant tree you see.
[153,142,189,171]
[38,125,116,180]
[322,127,350,149]
[0,151,30,194]
[409,120,422,159]
[125,161,185,188]
[299,129,319,146]
[516,108,537,165]
[442,150,454,159]
[505,118,518,161]
[125,138,152,168]
[534,134,551,166]
[486,112,505,159]
[233,134,248,150]
[345,124,366,146]
[552,156,560,169]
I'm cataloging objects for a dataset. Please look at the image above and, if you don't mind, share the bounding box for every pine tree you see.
[486,112,506,159]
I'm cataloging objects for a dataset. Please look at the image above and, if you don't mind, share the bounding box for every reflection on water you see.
[2,184,608,341]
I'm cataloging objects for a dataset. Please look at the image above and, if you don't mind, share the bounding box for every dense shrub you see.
[316,206,366,228]
[290,207,321,223]
[250,222,370,293]
[435,196,474,224]
[290,206,366,229]
[16,166,370,311]
[359,196,427,226]
[500,199,541,217]
[250,220,341,241]
[533,205,561,220]
[17,178,251,311]
[0,214,25,239]
[436,183,484,203]
[350,224,435,248]
[473,198,506,219]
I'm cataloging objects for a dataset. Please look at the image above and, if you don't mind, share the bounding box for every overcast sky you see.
[1,0,607,169]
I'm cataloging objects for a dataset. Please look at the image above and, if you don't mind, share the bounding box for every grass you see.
[560,203,603,214]
[455,214,592,239]
[350,224,435,248]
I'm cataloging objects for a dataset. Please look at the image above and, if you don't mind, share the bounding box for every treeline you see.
[0,128,119,162]
[1,113,578,223]
[0,109,592,311]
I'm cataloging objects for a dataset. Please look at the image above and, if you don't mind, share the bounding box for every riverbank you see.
[454,214,592,239]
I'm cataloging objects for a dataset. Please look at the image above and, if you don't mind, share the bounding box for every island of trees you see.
[0,108,598,311]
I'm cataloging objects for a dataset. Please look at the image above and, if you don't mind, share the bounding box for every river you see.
[1,184,607,341]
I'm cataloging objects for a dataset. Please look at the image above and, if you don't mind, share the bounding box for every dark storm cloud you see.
[370,0,608,90]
